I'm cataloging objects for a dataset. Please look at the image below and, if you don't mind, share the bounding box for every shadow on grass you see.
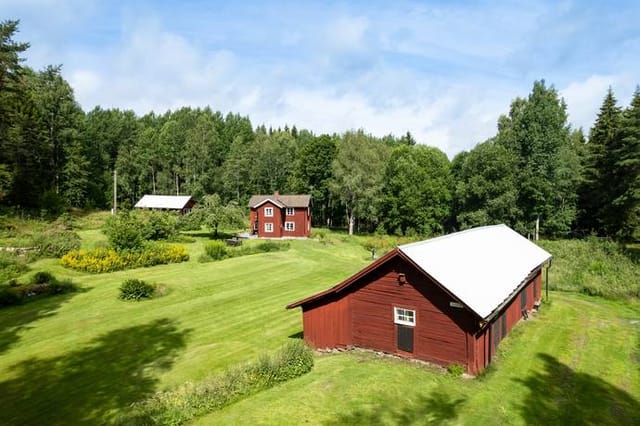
[0,318,190,425]
[324,390,466,425]
[0,287,90,355]
[288,331,303,339]
[515,353,640,425]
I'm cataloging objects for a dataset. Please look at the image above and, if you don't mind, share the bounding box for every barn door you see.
[394,307,415,353]
[397,325,414,352]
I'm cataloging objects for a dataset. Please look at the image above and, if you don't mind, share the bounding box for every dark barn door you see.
[397,325,414,353]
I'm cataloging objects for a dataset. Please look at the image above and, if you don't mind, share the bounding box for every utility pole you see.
[535,217,540,241]
[112,169,117,215]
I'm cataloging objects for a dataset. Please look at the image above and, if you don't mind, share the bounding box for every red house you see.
[287,225,552,374]
[248,192,311,238]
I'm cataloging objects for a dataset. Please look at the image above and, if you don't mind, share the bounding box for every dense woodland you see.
[1,20,638,240]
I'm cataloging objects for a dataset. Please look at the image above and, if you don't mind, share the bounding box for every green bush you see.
[103,211,147,251]
[199,240,291,263]
[119,279,155,301]
[115,340,313,425]
[144,211,178,241]
[0,272,76,307]
[447,363,465,376]
[204,241,227,260]
[30,271,55,285]
[0,251,29,283]
[61,243,189,273]
[32,229,81,258]
[256,241,288,252]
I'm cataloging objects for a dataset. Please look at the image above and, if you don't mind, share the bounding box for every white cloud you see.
[560,73,637,134]
[326,15,370,51]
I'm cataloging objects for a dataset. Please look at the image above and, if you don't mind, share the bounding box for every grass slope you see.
[0,221,638,425]
[0,235,369,425]
[197,293,640,425]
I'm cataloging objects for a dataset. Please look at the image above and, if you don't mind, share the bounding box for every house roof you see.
[248,194,311,208]
[134,195,195,210]
[287,224,551,320]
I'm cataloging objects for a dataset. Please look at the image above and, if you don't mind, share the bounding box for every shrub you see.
[256,241,287,252]
[0,272,77,307]
[204,241,227,260]
[0,251,29,283]
[447,363,465,376]
[30,271,55,285]
[144,211,178,241]
[115,341,313,425]
[120,279,155,301]
[103,211,147,251]
[32,229,81,258]
[176,212,201,231]
[61,243,189,273]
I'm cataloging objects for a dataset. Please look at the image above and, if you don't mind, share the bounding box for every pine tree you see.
[579,88,623,235]
[612,88,640,240]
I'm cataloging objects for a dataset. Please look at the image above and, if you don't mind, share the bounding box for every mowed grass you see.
[0,222,639,425]
[0,233,370,425]
[197,293,640,425]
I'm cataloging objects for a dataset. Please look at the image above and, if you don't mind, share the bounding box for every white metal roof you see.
[398,224,551,319]
[134,195,194,210]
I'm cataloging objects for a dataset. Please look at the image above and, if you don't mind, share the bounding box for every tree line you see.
[1,20,638,240]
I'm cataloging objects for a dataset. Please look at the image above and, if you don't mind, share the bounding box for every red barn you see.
[287,224,552,374]
[248,192,311,238]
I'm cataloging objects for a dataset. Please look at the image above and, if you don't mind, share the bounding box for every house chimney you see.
[274,191,279,198]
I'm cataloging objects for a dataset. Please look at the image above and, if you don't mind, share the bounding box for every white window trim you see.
[264,207,274,217]
[286,207,295,216]
[394,307,416,326]
[264,223,273,233]
[285,221,295,231]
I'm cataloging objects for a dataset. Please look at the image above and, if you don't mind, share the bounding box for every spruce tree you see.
[612,88,640,240]
[579,88,623,234]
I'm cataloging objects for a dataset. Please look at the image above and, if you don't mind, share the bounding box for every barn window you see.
[264,207,274,217]
[264,223,273,233]
[286,207,295,216]
[394,307,416,326]
[285,221,295,231]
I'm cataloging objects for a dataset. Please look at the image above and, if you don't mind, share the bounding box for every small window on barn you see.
[285,221,295,231]
[264,207,274,217]
[394,307,416,326]
[286,207,295,216]
[264,223,273,233]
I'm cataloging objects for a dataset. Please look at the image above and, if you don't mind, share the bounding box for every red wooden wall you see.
[302,256,477,370]
[300,253,545,374]
[471,269,542,374]
[250,204,310,238]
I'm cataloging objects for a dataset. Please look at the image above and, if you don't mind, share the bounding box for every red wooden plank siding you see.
[472,269,542,373]
[348,258,473,366]
[282,208,310,238]
[302,295,352,348]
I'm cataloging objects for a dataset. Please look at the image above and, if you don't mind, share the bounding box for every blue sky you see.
[2,0,639,156]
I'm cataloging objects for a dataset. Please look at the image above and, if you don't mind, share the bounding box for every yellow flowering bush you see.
[61,243,188,273]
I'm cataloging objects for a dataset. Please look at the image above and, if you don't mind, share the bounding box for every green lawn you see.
[0,226,639,425]
[0,234,369,425]
[197,293,640,425]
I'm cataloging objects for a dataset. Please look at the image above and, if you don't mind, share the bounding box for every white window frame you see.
[264,223,273,233]
[264,207,274,217]
[286,207,295,216]
[285,221,295,231]
[394,307,416,326]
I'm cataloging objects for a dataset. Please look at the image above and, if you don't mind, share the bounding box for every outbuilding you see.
[287,224,552,374]
[134,195,196,214]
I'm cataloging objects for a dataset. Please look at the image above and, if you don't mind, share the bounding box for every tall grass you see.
[540,238,640,299]
[115,341,314,425]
